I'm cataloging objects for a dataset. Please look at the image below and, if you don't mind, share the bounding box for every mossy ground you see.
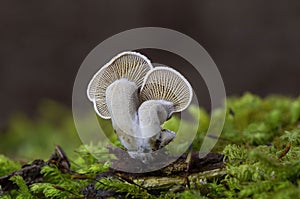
[1,93,300,198]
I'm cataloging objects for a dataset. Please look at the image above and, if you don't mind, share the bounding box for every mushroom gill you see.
[87,51,153,119]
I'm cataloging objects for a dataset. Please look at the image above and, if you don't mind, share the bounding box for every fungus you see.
[87,51,153,119]
[138,67,193,152]
[87,52,193,163]
[87,51,153,152]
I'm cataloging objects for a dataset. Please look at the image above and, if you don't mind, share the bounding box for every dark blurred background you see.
[1,0,300,129]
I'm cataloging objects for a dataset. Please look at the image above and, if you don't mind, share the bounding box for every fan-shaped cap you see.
[140,66,193,112]
[87,51,153,119]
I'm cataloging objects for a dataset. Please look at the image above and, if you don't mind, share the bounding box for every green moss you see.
[1,93,300,198]
[9,175,36,199]
[95,177,153,198]
[0,155,21,177]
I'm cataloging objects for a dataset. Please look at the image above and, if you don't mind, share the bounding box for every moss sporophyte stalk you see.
[1,93,300,198]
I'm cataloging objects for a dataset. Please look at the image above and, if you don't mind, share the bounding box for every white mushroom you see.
[138,66,193,152]
[87,52,193,163]
[87,51,153,119]
[87,51,153,151]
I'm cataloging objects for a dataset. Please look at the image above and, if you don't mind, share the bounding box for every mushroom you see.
[87,51,153,151]
[138,67,193,152]
[87,52,193,163]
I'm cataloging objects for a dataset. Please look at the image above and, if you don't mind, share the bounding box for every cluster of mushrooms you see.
[87,51,193,163]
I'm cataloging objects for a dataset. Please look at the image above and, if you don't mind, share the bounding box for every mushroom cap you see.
[87,51,153,119]
[140,66,193,112]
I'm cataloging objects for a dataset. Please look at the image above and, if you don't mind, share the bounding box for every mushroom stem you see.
[138,100,175,151]
[105,78,140,150]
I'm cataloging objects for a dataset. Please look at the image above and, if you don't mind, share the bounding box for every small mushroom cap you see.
[87,51,153,119]
[140,66,193,112]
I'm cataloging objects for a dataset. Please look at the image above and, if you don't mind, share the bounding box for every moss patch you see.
[1,93,300,198]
